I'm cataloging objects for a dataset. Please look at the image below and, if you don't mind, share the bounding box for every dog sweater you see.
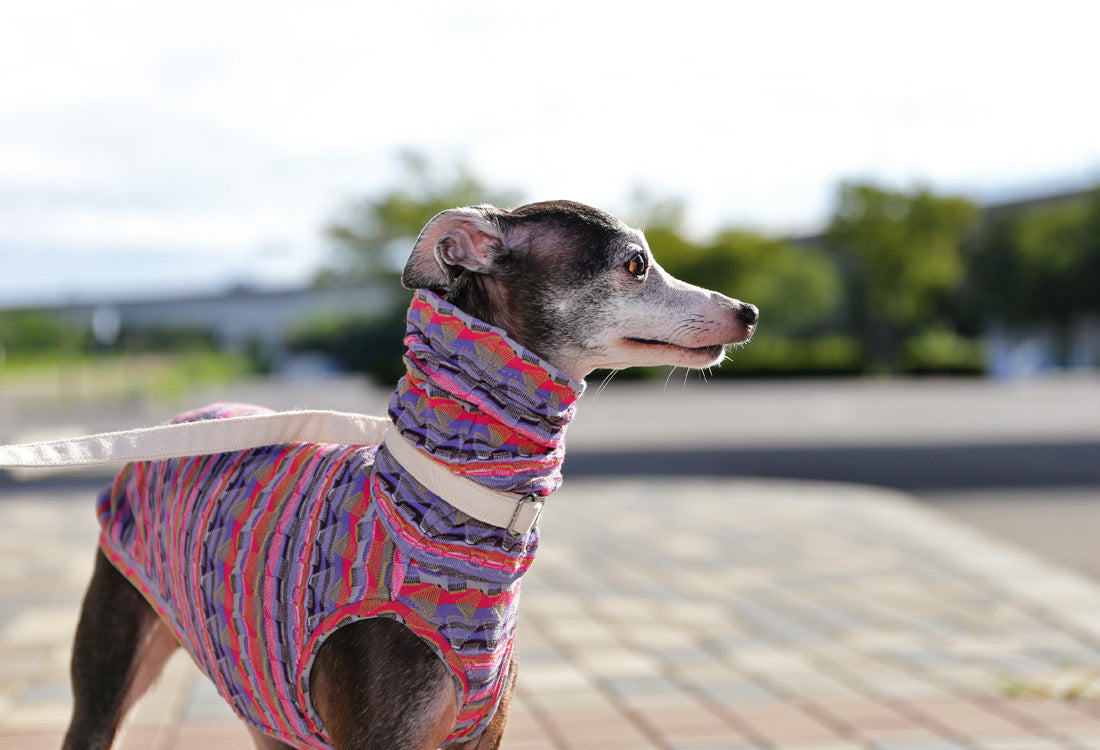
[96,290,583,748]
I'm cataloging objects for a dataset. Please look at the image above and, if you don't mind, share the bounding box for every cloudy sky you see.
[2,0,1098,306]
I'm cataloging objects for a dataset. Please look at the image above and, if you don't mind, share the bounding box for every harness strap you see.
[382,429,544,537]
[0,411,544,537]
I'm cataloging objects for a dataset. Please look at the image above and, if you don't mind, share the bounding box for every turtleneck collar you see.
[388,290,585,497]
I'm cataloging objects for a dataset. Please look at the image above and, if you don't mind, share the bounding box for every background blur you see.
[1,3,1099,533]
[4,4,1100,747]
[2,0,1099,391]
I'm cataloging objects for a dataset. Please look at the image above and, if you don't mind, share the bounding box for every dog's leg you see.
[310,618,457,750]
[442,653,517,750]
[62,549,179,750]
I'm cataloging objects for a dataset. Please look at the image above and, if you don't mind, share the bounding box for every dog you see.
[62,200,758,750]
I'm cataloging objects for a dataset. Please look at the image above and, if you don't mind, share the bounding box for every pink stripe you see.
[187,450,253,705]
[405,352,559,447]
[238,445,320,729]
[262,444,357,737]
[291,462,339,730]
[174,453,234,649]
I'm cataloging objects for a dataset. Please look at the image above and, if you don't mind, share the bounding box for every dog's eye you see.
[624,253,647,278]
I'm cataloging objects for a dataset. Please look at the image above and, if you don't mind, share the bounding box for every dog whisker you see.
[593,369,619,400]
[663,366,679,392]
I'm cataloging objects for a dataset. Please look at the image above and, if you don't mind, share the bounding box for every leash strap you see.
[0,411,390,467]
[0,411,544,537]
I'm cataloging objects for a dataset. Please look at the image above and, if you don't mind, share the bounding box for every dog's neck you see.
[388,290,585,498]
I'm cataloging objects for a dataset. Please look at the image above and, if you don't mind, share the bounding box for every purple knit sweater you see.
[96,290,584,748]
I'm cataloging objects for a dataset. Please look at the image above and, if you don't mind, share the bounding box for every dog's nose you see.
[737,303,759,326]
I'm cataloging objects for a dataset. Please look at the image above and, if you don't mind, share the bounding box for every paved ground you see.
[567,376,1100,583]
[5,478,1100,749]
[922,487,1100,581]
[2,376,1100,748]
[564,375,1100,450]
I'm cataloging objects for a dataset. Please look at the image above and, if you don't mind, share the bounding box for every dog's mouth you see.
[623,337,729,359]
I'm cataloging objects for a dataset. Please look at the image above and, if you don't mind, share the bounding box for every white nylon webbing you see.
[0,411,389,467]
[0,410,543,536]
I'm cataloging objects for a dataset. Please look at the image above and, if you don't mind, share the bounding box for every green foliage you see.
[0,350,252,403]
[827,183,978,324]
[968,188,1100,327]
[720,334,865,378]
[321,152,522,284]
[707,231,842,335]
[0,310,265,400]
[900,329,984,376]
[648,224,843,336]
[1081,188,1100,300]
[962,187,1100,365]
[146,351,256,399]
[118,325,220,353]
[287,308,408,386]
[0,310,87,356]
[824,183,979,368]
[317,153,1098,378]
[309,153,526,383]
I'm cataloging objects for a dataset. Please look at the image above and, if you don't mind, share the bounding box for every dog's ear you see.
[402,206,505,290]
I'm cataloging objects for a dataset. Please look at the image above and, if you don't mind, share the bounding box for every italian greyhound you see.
[62,200,757,750]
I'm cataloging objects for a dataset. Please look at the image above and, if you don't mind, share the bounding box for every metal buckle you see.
[507,493,545,538]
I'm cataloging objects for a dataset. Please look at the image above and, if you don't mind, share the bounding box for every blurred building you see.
[58,284,389,348]
[38,283,395,375]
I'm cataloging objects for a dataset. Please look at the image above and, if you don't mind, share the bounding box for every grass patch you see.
[1000,667,1100,701]
[0,351,253,404]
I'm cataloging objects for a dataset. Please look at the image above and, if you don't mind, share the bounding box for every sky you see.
[2,0,1099,307]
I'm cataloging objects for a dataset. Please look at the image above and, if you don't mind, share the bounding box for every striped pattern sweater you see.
[96,290,583,748]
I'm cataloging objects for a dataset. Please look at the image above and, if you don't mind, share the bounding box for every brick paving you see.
[4,477,1100,749]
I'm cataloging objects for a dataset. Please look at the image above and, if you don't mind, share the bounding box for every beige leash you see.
[0,411,544,537]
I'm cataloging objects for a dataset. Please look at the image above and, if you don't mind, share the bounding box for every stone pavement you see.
[4,477,1100,749]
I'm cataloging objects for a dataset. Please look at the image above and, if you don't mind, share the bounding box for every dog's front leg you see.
[442,653,518,750]
[311,618,456,750]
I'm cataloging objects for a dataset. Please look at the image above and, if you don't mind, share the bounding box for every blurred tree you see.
[640,215,843,337]
[300,153,522,384]
[624,188,702,276]
[824,183,979,369]
[0,310,86,356]
[966,187,1100,364]
[625,186,689,232]
[319,151,522,285]
[626,189,846,364]
[696,230,842,335]
[1081,188,1100,310]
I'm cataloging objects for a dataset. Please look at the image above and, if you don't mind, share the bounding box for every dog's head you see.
[402,200,757,381]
